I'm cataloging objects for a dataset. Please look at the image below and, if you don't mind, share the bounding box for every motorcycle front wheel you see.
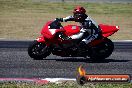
[28,40,51,60]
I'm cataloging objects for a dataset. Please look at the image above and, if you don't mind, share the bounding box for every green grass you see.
[0,82,132,88]
[0,0,132,40]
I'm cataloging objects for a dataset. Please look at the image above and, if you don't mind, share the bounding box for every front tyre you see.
[28,40,51,60]
[89,38,114,61]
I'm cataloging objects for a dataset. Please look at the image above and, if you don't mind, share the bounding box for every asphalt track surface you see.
[0,41,132,78]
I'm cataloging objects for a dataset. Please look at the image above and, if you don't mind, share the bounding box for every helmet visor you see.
[74,13,84,22]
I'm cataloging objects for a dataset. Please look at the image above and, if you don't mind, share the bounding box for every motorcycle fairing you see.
[41,21,52,38]
[99,24,119,37]
[41,21,65,39]
[89,24,119,46]
[63,25,80,36]
[64,24,119,38]
[39,21,120,48]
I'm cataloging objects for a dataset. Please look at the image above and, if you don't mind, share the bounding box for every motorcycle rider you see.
[55,6,101,49]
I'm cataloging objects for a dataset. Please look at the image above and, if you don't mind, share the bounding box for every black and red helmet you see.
[73,6,87,22]
[73,6,86,14]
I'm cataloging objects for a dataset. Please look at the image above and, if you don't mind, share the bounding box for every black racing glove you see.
[55,18,63,22]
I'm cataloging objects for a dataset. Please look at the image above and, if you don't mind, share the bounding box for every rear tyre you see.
[28,40,51,60]
[89,38,114,61]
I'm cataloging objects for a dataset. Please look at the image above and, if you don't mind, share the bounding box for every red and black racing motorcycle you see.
[28,20,119,61]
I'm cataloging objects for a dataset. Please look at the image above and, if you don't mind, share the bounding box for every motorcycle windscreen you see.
[99,24,119,37]
[63,25,80,36]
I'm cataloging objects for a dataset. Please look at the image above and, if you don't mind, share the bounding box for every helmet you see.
[73,6,87,22]
[73,6,86,14]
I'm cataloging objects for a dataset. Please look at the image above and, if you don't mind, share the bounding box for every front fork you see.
[36,36,52,53]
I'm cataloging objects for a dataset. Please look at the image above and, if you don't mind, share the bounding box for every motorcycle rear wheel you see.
[89,38,114,61]
[28,40,51,60]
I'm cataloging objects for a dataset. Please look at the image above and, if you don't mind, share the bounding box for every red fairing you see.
[41,21,53,39]
[38,21,119,47]
[63,25,80,36]
[41,21,65,39]
[99,24,119,37]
